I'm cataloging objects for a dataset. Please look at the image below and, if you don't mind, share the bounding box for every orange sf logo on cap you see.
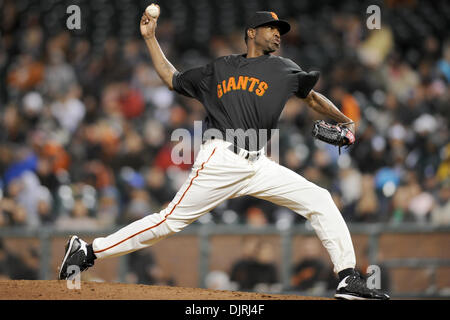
[270,12,279,20]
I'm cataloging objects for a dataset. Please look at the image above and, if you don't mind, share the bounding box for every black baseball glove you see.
[311,120,355,153]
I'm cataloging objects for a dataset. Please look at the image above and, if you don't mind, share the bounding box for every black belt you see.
[203,137,261,161]
[227,144,261,161]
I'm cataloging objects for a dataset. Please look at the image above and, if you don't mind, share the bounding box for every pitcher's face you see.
[254,25,281,53]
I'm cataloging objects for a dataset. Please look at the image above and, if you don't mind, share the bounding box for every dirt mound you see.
[0,280,330,300]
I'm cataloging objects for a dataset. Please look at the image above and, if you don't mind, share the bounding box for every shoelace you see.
[345,272,363,286]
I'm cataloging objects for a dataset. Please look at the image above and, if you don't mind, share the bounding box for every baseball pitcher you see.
[59,7,389,300]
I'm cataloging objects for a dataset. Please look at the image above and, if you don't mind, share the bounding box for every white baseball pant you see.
[92,138,356,273]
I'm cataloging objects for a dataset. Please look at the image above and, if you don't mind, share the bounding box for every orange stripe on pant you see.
[94,147,217,254]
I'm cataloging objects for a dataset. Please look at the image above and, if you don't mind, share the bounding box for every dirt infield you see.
[0,280,331,300]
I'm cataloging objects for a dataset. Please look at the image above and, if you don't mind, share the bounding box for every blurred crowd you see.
[205,237,391,295]
[0,0,449,233]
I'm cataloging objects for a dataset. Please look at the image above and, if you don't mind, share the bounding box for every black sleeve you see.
[281,58,303,95]
[281,58,320,98]
[295,71,320,98]
[172,63,213,99]
[283,58,303,74]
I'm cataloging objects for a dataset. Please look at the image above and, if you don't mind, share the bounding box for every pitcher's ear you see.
[247,28,256,40]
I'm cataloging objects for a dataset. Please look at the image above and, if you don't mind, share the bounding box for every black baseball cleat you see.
[334,271,390,300]
[58,235,94,280]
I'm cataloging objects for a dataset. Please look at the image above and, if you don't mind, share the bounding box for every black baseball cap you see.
[245,11,291,35]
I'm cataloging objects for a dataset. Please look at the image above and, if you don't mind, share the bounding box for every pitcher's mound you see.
[0,280,331,300]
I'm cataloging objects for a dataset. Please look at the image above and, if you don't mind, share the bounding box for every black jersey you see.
[172,53,305,151]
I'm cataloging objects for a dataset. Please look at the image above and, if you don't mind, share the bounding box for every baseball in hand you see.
[146,4,160,18]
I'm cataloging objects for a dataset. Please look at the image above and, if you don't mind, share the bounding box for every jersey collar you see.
[238,53,270,67]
